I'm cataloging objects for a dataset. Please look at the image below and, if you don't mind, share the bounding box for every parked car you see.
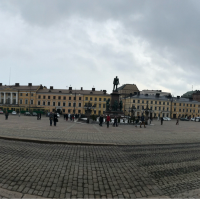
[24,112,31,116]
[191,118,195,121]
[0,110,3,114]
[165,117,171,121]
[180,118,189,121]
[12,111,17,115]
[32,112,37,116]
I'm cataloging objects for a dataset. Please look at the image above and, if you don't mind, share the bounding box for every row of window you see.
[133,100,198,107]
[38,96,82,100]
[37,101,82,107]
[20,93,34,96]
[85,97,107,101]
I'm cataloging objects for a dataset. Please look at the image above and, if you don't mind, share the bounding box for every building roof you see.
[124,94,200,104]
[118,84,139,91]
[0,85,41,91]
[181,91,195,98]
[37,88,110,96]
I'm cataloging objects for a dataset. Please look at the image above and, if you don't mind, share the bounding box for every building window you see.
[38,95,41,99]
[190,104,192,107]
[94,110,96,114]
[99,104,101,108]
[183,109,185,112]
[179,109,181,112]
[68,109,71,113]
[103,104,106,108]
[142,100,144,103]
[159,102,161,105]
[85,97,88,100]
[133,100,135,103]
[151,101,153,104]
[58,102,60,106]
[63,102,65,106]
[63,109,65,113]
[159,107,161,111]
[31,93,33,96]
[79,97,82,100]
[48,96,50,99]
[74,97,76,100]
[138,100,140,103]
[104,98,106,101]
[174,108,176,111]
[38,101,40,105]
[163,102,165,105]
[98,111,101,115]
[167,102,169,105]
[90,97,92,101]
[73,103,76,107]
[64,97,66,100]
[25,99,28,104]
[167,107,169,111]
[53,96,56,99]
[20,93,23,96]
[69,103,71,107]
[43,96,45,99]
[155,101,157,104]
[31,100,33,105]
[155,107,157,110]
[183,103,185,106]
[174,103,176,106]
[26,93,28,96]
[53,102,55,106]
[194,104,196,107]
[95,98,97,101]
[137,106,139,109]
[99,98,101,101]
[58,96,61,100]
[20,99,23,104]
[48,102,50,106]
[78,110,81,113]
[179,103,181,106]
[43,101,45,106]
[79,103,81,107]
[163,107,165,111]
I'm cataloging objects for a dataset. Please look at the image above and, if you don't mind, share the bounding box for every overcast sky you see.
[1,0,200,95]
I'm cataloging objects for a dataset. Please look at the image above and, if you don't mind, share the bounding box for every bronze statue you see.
[106,99,110,111]
[113,100,118,111]
[113,76,119,91]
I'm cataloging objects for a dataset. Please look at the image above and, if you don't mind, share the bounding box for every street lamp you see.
[142,101,153,125]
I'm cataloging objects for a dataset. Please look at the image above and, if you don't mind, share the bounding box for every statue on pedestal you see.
[113,76,119,92]
[119,100,123,111]
[106,99,110,111]
[113,100,118,111]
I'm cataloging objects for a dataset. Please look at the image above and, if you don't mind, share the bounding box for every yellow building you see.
[123,93,200,118]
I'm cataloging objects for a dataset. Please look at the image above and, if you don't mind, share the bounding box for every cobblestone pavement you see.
[1,115,200,145]
[2,140,200,198]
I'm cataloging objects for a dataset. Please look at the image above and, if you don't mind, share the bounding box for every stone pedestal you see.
[110,91,120,108]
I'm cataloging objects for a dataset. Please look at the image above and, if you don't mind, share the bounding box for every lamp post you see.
[142,101,153,125]
[84,101,94,123]
[128,105,136,124]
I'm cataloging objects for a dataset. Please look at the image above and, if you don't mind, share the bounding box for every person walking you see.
[176,117,179,125]
[18,112,20,117]
[66,114,68,121]
[64,114,66,120]
[106,114,111,128]
[5,111,8,120]
[113,116,118,127]
[40,113,41,119]
[99,115,103,126]
[161,117,163,125]
[49,112,53,126]
[53,112,58,126]
[140,114,146,128]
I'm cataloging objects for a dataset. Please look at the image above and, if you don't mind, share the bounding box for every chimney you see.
[15,83,20,86]
[69,87,72,90]
[40,85,43,89]
[92,88,95,91]
[156,93,160,97]
[50,86,53,89]
[103,90,106,94]
[28,83,32,86]
[177,96,180,99]
[0,83,2,86]
[81,87,83,90]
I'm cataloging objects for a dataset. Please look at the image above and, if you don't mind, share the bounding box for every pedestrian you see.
[106,114,111,128]
[161,117,163,125]
[99,115,103,126]
[53,112,58,126]
[140,114,146,128]
[113,116,118,127]
[64,114,66,120]
[68,113,71,121]
[66,114,68,121]
[176,117,179,125]
[40,113,41,119]
[72,114,74,121]
[49,112,53,126]
[18,112,20,117]
[150,115,152,124]
[5,111,8,120]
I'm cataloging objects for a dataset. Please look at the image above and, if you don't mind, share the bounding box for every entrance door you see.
[173,114,176,119]
[57,109,61,113]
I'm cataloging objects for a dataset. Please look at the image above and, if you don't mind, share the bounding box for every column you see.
[4,92,6,104]
[16,93,18,104]
[10,92,13,104]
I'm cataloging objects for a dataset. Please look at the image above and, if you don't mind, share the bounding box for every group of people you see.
[49,112,58,126]
[99,115,118,128]
[63,113,80,121]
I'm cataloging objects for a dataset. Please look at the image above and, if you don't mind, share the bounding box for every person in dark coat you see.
[99,115,103,126]
[113,116,118,127]
[161,117,164,125]
[53,112,58,126]
[40,113,41,119]
[64,114,66,120]
[49,112,53,126]
[5,111,8,120]
[140,114,146,128]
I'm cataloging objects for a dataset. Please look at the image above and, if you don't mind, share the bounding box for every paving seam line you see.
[0,187,45,198]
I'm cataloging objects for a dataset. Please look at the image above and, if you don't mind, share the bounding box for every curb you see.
[0,187,45,198]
